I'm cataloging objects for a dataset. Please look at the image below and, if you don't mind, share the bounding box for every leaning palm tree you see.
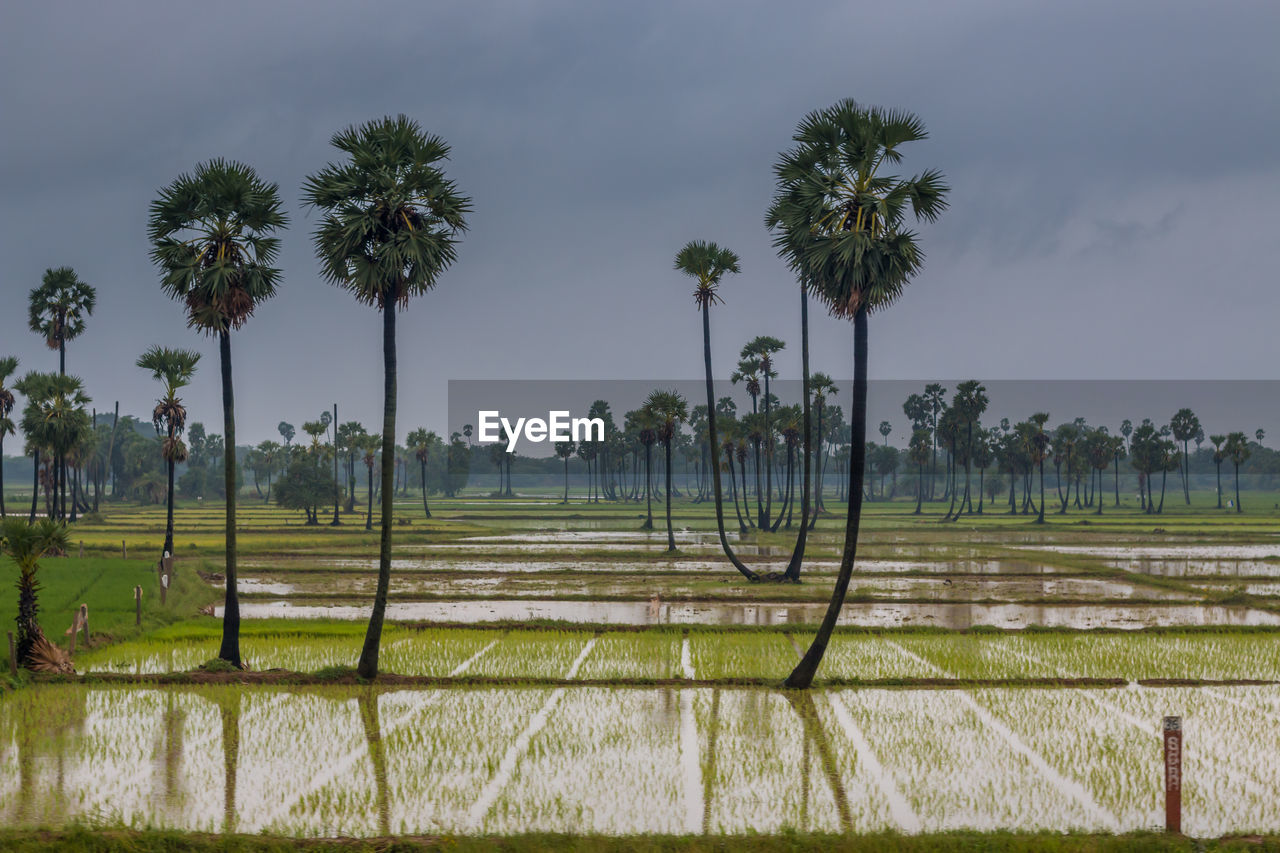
[644,390,689,552]
[0,357,18,518]
[677,240,759,582]
[2,517,69,668]
[137,346,201,560]
[768,98,948,688]
[149,158,287,668]
[304,115,471,680]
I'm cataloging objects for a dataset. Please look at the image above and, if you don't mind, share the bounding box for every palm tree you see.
[1029,413,1051,523]
[769,98,947,688]
[304,115,471,679]
[362,434,381,531]
[136,346,201,560]
[0,357,18,518]
[644,390,688,552]
[676,240,759,582]
[1170,408,1199,505]
[406,428,437,518]
[149,158,286,668]
[1225,431,1250,512]
[28,267,96,521]
[741,336,785,529]
[555,439,576,504]
[806,372,835,529]
[1209,434,1226,508]
[908,428,930,514]
[2,518,69,667]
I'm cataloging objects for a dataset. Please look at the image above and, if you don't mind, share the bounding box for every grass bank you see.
[0,829,1276,852]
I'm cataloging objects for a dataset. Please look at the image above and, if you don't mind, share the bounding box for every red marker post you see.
[1163,716,1182,833]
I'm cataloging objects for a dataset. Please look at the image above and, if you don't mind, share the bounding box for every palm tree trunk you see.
[664,440,676,551]
[28,449,39,523]
[1234,464,1242,513]
[358,302,398,679]
[1036,459,1046,524]
[1114,455,1120,507]
[164,455,176,557]
[701,305,757,581]
[0,438,6,518]
[331,404,341,525]
[216,331,241,668]
[642,443,653,529]
[784,285,812,579]
[786,308,868,688]
[763,376,773,528]
[809,405,824,530]
[563,457,569,503]
[420,459,432,518]
[366,463,374,530]
[1216,462,1222,508]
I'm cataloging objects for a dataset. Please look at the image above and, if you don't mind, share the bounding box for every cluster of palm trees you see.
[5,102,948,689]
[141,117,472,676]
[898,389,1265,519]
[680,100,949,686]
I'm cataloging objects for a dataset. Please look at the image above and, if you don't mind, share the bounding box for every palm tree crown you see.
[676,240,741,308]
[302,114,471,307]
[148,159,286,333]
[28,267,96,356]
[766,99,948,317]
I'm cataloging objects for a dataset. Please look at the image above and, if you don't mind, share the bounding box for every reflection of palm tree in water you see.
[359,691,391,836]
[218,692,240,834]
[783,690,852,833]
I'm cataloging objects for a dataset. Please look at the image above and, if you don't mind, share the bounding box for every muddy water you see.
[227,572,1187,603]
[216,599,1278,628]
[4,683,1280,836]
[240,556,1064,576]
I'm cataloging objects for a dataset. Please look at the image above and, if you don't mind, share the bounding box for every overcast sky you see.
[3,0,1278,446]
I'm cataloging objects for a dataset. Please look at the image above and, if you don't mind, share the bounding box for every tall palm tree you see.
[676,240,759,582]
[2,517,69,667]
[304,115,471,679]
[644,390,689,552]
[136,346,201,559]
[1170,408,1199,506]
[29,267,96,520]
[149,158,286,668]
[0,357,18,519]
[555,439,576,504]
[768,98,947,688]
[1029,413,1051,523]
[406,428,436,518]
[1209,434,1226,508]
[741,336,785,529]
[1225,431,1249,513]
[806,372,836,529]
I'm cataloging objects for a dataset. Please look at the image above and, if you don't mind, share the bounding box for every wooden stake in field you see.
[1164,716,1182,833]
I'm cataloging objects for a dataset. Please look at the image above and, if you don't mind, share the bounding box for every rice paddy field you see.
[4,491,1280,844]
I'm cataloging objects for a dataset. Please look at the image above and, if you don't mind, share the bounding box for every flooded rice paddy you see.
[215,599,1280,628]
[4,683,1280,836]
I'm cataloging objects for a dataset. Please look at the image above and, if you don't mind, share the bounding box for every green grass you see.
[0,555,219,671]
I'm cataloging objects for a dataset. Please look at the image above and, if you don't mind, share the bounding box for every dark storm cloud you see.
[2,0,1278,444]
